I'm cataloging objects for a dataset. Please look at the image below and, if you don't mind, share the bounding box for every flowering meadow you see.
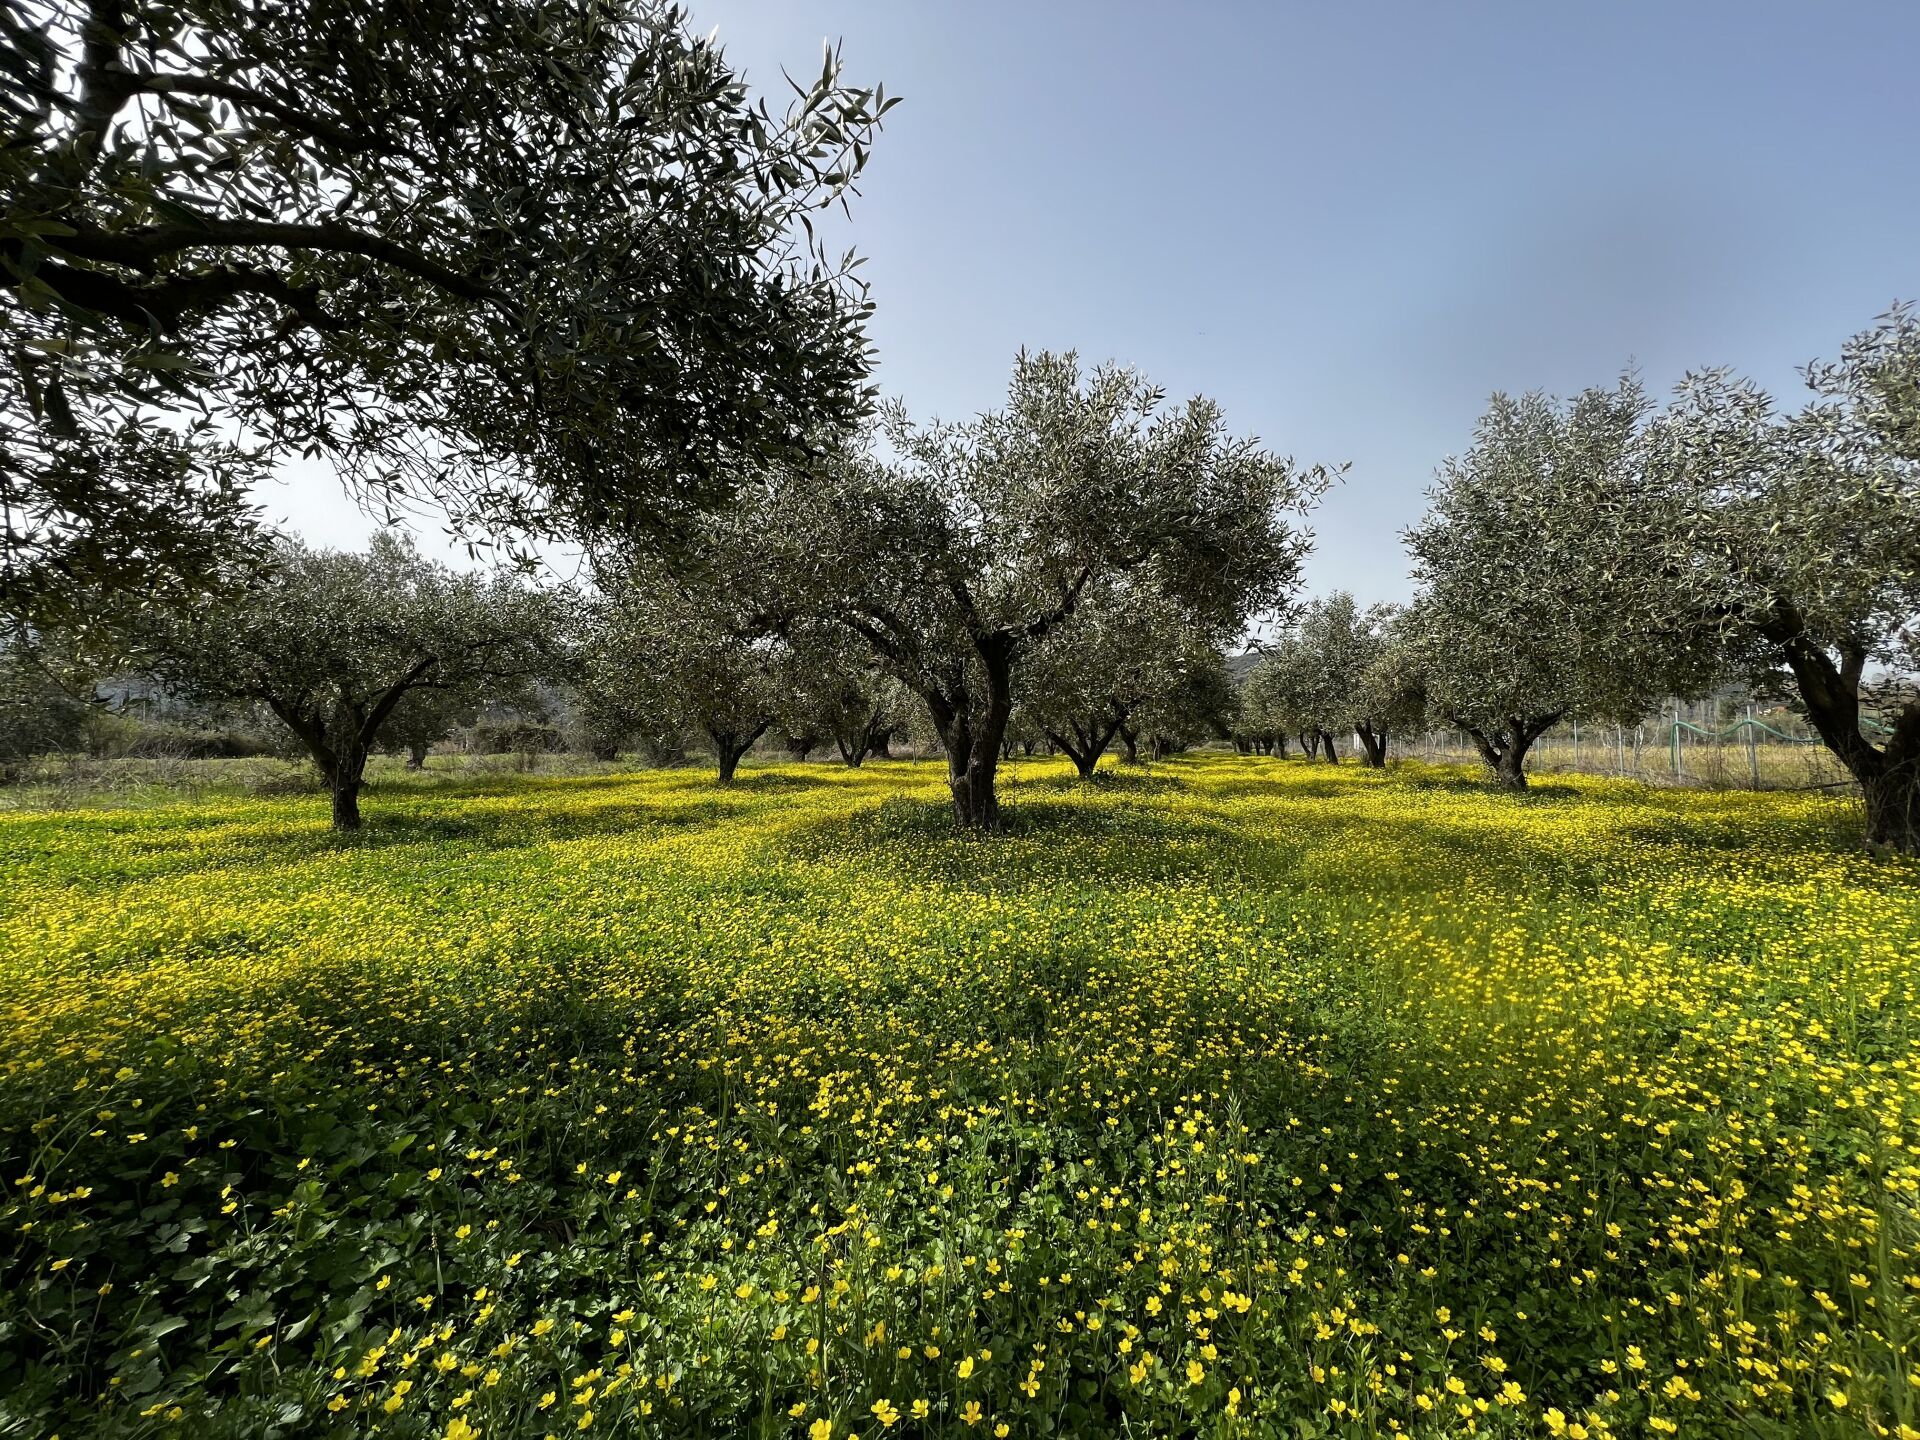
[2,755,1917,1440]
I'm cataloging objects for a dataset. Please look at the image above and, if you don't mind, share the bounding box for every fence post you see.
[1670,699,1681,781]
[1744,703,1759,789]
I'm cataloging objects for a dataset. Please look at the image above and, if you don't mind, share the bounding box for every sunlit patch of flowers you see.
[1,755,1916,1437]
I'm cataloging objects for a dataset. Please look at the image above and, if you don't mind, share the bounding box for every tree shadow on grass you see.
[781,789,1266,891]
[721,769,838,793]
[1017,768,1184,798]
[1194,775,1357,802]
[333,795,752,852]
[14,787,767,895]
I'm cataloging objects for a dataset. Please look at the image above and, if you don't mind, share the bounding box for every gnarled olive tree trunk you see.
[711,723,769,784]
[1863,764,1920,855]
[946,723,1005,828]
[1455,709,1564,791]
[266,669,432,832]
[328,743,369,830]
[1775,631,1920,854]
[1048,709,1125,781]
[923,646,1015,829]
[1354,722,1388,768]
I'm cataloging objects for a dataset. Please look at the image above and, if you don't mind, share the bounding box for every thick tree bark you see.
[835,734,866,767]
[406,739,429,770]
[712,723,769,784]
[1298,732,1319,760]
[944,722,1001,826]
[1355,723,1388,768]
[1274,733,1288,760]
[330,772,363,828]
[1457,711,1561,791]
[1864,766,1920,854]
[327,740,369,830]
[1119,725,1139,764]
[936,644,1014,829]
[1049,732,1099,780]
[327,661,434,830]
[1318,729,1340,764]
[1771,625,1920,853]
[1049,712,1122,781]
[1493,746,1529,790]
[264,695,377,832]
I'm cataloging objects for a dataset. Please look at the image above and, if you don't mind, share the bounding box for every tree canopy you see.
[584,563,788,783]
[138,533,566,827]
[1404,379,1716,788]
[1246,593,1419,767]
[2,0,894,623]
[1020,581,1218,779]
[780,624,913,767]
[755,351,1331,826]
[1641,307,1920,849]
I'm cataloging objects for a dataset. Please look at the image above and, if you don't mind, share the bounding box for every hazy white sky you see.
[259,0,1920,603]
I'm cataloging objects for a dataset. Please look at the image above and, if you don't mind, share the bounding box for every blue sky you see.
[264,1,1920,603]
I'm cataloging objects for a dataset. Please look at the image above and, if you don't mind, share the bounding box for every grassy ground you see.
[1,755,1915,1439]
[0,751,630,812]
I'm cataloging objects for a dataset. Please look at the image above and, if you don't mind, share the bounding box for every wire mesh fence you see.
[1407,701,1871,792]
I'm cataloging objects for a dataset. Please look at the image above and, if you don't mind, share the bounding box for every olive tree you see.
[587,575,785,783]
[783,627,914,767]
[377,687,480,770]
[1022,582,1221,779]
[2,0,894,620]
[1350,613,1427,768]
[1121,643,1237,762]
[1405,379,1716,789]
[1644,309,1920,851]
[567,623,686,767]
[0,634,90,775]
[1242,637,1336,759]
[1227,659,1281,756]
[1278,594,1370,762]
[1275,593,1422,768]
[138,533,566,827]
[0,413,272,633]
[762,352,1329,827]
